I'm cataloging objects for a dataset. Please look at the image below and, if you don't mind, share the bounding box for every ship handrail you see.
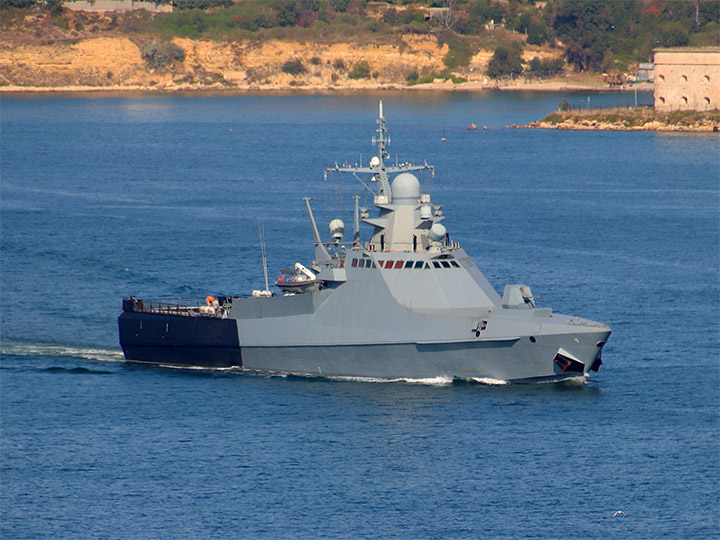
[122,297,232,318]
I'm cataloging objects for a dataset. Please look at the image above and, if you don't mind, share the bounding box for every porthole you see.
[596,341,606,348]
[530,336,536,343]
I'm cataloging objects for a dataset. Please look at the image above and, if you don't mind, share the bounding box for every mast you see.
[323,101,434,204]
[372,100,392,198]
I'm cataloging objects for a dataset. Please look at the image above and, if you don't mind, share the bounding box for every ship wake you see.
[0,340,125,364]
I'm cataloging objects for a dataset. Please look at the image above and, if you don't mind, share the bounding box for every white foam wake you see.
[465,377,510,386]
[327,375,454,386]
[0,340,125,364]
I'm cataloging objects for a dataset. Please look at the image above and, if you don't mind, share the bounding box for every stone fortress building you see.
[653,48,720,111]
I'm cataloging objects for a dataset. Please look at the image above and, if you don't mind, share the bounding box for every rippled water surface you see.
[1,91,718,539]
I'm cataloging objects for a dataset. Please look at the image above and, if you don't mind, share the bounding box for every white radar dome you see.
[329,218,345,240]
[429,223,446,242]
[370,156,381,168]
[391,173,420,204]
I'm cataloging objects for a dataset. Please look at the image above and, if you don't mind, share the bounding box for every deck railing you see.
[122,297,232,318]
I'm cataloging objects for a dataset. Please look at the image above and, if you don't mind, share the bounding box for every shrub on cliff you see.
[1,0,35,8]
[349,61,371,80]
[282,59,306,75]
[141,41,185,70]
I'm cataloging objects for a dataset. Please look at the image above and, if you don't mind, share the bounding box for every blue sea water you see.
[1,90,718,539]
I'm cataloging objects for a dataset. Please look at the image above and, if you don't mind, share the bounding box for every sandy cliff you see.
[0,33,468,91]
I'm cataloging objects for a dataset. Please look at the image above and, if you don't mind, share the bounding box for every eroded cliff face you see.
[1,37,146,88]
[0,34,462,91]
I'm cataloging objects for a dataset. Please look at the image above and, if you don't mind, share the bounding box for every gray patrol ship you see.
[119,103,610,383]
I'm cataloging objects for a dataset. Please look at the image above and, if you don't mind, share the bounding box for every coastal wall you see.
[654,48,720,111]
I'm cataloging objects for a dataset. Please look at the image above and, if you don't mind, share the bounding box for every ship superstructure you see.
[119,103,610,383]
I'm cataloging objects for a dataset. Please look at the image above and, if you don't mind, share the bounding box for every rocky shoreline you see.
[0,78,651,95]
[522,107,720,132]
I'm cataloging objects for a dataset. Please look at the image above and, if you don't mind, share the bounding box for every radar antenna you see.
[323,101,434,202]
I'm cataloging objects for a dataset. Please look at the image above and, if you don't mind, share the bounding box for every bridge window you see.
[404,261,414,269]
[433,261,442,268]
[394,261,404,269]
[441,261,451,268]
[414,261,424,269]
[384,261,393,269]
[450,261,460,268]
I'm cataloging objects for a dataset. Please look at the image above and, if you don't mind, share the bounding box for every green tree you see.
[564,41,589,71]
[464,0,505,34]
[274,0,299,27]
[661,21,690,47]
[527,20,550,46]
[442,37,473,69]
[486,45,523,78]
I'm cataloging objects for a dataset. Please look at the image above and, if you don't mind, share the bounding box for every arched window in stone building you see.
[681,96,688,107]
[681,74,688,82]
[703,75,710,83]
[704,97,711,108]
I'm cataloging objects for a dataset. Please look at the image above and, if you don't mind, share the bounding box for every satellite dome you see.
[329,218,345,240]
[391,173,420,204]
[430,223,446,242]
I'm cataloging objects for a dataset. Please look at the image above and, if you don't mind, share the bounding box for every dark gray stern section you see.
[118,312,242,368]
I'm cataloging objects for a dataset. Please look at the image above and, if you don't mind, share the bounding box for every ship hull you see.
[119,311,608,382]
[119,311,242,368]
[240,331,609,382]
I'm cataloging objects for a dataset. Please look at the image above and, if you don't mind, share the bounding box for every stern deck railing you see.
[122,297,232,318]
